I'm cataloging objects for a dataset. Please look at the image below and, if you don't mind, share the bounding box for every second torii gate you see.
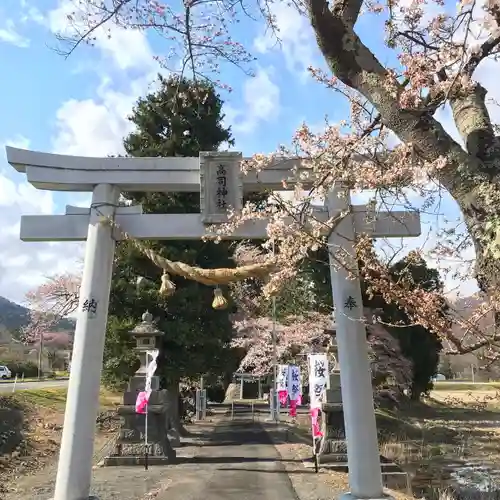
[7,146,421,500]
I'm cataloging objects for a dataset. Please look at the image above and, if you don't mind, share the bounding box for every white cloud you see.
[225,67,281,134]
[46,1,161,157]
[54,82,132,155]
[47,0,155,72]
[0,1,162,306]
[253,4,317,81]
[0,19,29,47]
[0,136,84,305]
[19,0,45,25]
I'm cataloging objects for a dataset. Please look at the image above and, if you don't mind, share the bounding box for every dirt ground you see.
[267,425,413,500]
[4,387,500,499]
[0,388,121,498]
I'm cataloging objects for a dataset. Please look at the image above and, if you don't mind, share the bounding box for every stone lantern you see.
[324,325,342,405]
[103,311,176,466]
[129,311,164,388]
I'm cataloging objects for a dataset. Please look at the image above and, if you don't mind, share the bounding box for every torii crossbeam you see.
[7,146,421,500]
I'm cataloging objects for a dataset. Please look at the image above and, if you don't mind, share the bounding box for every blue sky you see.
[0,0,492,304]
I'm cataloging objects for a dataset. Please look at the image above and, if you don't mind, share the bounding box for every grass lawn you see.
[432,381,500,391]
[3,387,121,410]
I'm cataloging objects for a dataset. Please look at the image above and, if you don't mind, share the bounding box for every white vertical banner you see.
[277,364,289,392]
[308,354,329,409]
[288,365,301,401]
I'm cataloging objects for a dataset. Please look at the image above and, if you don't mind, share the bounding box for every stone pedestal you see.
[326,371,342,404]
[103,376,176,466]
[319,372,345,457]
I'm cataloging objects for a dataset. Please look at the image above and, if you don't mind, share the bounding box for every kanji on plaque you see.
[199,152,243,224]
[82,298,98,317]
[216,164,228,209]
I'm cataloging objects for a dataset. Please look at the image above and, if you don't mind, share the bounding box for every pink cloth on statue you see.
[135,391,149,414]
[310,408,323,437]
[289,399,297,417]
[296,394,302,406]
[278,390,288,406]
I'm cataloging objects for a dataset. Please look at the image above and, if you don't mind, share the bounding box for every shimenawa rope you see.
[94,206,275,309]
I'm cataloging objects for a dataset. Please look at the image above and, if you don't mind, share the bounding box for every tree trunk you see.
[453,176,500,321]
[304,0,500,354]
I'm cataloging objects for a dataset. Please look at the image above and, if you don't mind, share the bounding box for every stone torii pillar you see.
[6,146,421,500]
[54,184,119,500]
[326,188,383,499]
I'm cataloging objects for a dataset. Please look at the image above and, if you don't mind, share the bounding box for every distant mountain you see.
[0,296,30,331]
[0,296,75,334]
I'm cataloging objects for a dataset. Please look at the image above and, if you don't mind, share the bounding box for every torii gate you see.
[7,147,421,500]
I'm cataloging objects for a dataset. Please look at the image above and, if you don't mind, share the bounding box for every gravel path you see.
[4,423,210,500]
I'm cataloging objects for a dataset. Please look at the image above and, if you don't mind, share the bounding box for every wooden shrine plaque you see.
[200,152,243,224]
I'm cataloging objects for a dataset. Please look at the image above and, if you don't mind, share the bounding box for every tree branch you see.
[306,0,485,196]
[449,84,497,161]
[463,36,500,77]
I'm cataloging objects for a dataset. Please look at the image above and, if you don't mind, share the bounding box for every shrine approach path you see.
[6,415,302,500]
[151,417,300,500]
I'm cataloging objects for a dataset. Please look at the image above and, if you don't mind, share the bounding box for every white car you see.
[0,365,12,379]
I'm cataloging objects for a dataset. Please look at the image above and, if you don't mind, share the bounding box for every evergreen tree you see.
[362,252,445,399]
[104,75,240,395]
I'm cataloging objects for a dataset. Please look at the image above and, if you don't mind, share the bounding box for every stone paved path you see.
[13,417,301,500]
[153,419,300,500]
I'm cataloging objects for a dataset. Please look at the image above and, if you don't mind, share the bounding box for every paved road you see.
[0,379,69,393]
[154,419,299,500]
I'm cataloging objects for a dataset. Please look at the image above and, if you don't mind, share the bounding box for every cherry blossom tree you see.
[30,331,73,349]
[51,0,500,359]
[22,273,79,376]
[25,273,80,320]
[232,313,332,375]
[22,273,80,343]
[232,311,413,401]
